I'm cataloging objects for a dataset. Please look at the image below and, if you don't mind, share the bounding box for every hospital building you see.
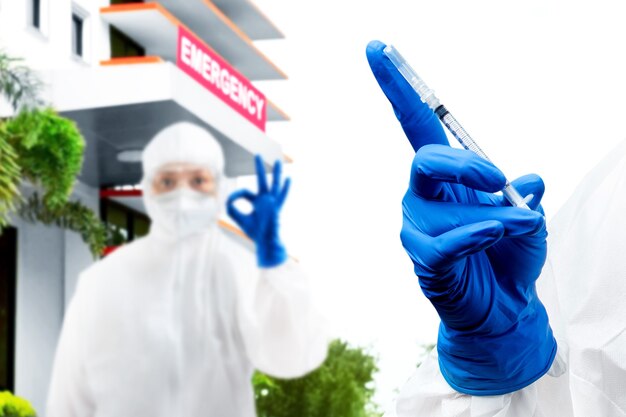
[0,0,288,413]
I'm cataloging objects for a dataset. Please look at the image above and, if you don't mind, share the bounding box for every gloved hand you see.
[366,40,557,396]
[227,155,290,268]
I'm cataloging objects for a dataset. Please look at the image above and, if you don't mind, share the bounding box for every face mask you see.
[144,188,219,239]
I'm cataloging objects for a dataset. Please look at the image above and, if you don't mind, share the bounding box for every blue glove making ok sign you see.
[227,155,290,268]
[366,40,557,395]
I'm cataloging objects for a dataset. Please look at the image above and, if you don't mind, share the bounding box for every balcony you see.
[100,3,288,122]
[101,2,286,81]
[39,60,286,187]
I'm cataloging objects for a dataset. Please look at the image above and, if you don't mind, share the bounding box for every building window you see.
[0,227,17,391]
[71,13,84,57]
[71,3,89,62]
[110,26,145,58]
[31,0,41,29]
[101,199,150,247]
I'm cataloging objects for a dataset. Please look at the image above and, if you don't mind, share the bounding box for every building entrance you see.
[0,227,17,391]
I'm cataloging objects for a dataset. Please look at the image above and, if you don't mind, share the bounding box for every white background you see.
[249,0,626,412]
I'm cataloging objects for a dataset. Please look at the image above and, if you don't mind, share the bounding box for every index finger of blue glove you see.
[255,155,269,193]
[433,221,505,271]
[226,190,255,233]
[401,219,504,277]
[366,40,449,152]
[403,193,545,239]
[227,189,256,205]
[410,144,506,199]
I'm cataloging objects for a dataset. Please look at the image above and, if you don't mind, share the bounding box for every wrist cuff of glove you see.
[257,241,288,268]
[437,309,558,396]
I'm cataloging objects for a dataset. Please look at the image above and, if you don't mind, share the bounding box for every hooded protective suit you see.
[392,139,626,417]
[46,122,329,417]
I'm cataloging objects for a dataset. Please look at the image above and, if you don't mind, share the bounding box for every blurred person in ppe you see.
[367,40,625,417]
[46,121,328,417]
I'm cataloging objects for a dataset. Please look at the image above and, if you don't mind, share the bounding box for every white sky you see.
[247,0,626,412]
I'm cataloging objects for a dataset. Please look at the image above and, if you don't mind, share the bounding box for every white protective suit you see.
[393,139,626,417]
[46,122,329,417]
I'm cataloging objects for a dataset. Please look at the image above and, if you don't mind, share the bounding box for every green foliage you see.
[0,53,102,258]
[17,192,108,258]
[0,134,20,227]
[0,51,43,111]
[254,339,382,417]
[0,391,36,417]
[2,108,85,209]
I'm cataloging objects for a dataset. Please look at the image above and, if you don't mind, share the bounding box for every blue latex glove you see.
[366,40,557,396]
[227,155,290,268]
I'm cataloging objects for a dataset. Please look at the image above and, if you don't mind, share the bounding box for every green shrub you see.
[0,391,36,417]
[254,339,382,417]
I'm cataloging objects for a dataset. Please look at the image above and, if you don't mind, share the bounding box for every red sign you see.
[177,27,267,131]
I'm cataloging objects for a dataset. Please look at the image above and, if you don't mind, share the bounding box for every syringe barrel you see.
[502,182,531,209]
[435,106,491,161]
[383,44,532,210]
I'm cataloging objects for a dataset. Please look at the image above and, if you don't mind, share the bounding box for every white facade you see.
[0,0,110,69]
[0,0,286,413]
[0,3,106,411]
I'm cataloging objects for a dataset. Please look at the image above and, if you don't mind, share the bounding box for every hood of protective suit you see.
[141,122,225,240]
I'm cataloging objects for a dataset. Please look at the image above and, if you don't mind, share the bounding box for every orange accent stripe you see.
[283,154,293,163]
[218,220,250,241]
[100,3,160,13]
[203,0,287,79]
[267,98,290,121]
[244,0,285,39]
[100,2,180,26]
[100,56,163,66]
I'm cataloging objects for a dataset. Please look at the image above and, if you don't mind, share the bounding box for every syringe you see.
[383,45,531,210]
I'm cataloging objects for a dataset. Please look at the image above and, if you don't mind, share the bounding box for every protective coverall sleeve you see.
[393,344,571,417]
[237,259,329,379]
[46,276,95,417]
[391,257,574,417]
